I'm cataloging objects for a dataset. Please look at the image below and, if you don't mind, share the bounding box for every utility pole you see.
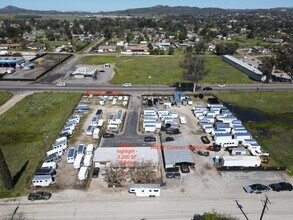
[260,195,271,220]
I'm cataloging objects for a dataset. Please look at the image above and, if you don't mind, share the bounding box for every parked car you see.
[269,182,293,192]
[180,164,190,173]
[201,136,210,144]
[144,136,156,142]
[122,83,132,87]
[166,173,174,179]
[203,87,213,91]
[197,150,210,157]
[173,173,181,179]
[165,137,174,142]
[59,131,71,139]
[92,167,100,178]
[28,191,52,201]
[103,133,114,138]
[207,144,221,152]
[244,184,270,194]
[166,128,180,135]
[56,82,66,87]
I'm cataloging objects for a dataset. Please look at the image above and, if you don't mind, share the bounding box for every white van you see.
[122,83,132,87]
[46,148,63,157]
[74,154,83,169]
[78,166,89,181]
[41,162,57,170]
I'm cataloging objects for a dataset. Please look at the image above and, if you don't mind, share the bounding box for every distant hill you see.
[0,5,292,17]
[99,5,231,16]
[0,5,88,15]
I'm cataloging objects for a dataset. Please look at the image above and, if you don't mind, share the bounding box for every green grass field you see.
[201,57,256,85]
[215,91,293,174]
[0,92,12,106]
[81,55,256,85]
[213,36,273,48]
[0,92,81,198]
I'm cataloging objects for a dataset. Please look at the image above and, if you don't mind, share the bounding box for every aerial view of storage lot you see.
[0,0,293,219]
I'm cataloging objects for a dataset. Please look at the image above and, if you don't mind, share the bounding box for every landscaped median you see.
[0,92,81,198]
[0,91,12,107]
[81,55,256,85]
[214,91,293,175]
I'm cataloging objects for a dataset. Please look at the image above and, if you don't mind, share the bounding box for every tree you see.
[168,46,175,55]
[178,32,187,41]
[126,33,134,42]
[0,148,13,190]
[276,43,293,82]
[180,52,208,84]
[128,161,156,184]
[105,163,127,187]
[215,43,238,55]
[194,41,206,55]
[259,57,275,83]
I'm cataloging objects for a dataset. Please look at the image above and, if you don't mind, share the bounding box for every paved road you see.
[101,95,152,148]
[1,189,293,220]
[0,81,292,93]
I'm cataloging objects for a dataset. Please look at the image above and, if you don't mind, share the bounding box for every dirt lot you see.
[54,95,128,188]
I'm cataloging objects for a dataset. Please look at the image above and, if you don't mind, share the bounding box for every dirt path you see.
[0,91,33,116]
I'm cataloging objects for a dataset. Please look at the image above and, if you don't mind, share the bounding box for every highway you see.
[1,189,293,220]
[0,81,292,93]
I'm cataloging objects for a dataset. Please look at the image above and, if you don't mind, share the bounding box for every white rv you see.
[222,156,261,167]
[97,119,104,128]
[32,175,54,187]
[128,184,160,197]
[78,166,89,181]
[41,162,57,170]
[91,116,98,126]
[67,147,76,163]
[74,154,83,169]
[86,144,94,155]
[46,148,63,157]
[93,128,100,139]
[83,154,93,167]
[107,124,118,131]
[86,125,94,136]
[52,137,67,150]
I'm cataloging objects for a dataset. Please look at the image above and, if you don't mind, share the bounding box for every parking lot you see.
[34,92,292,197]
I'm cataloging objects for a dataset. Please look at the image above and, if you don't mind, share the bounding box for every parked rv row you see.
[32,136,68,187]
[98,95,128,107]
[193,104,269,167]
[60,114,81,138]
[69,143,94,182]
[86,109,104,138]
[142,107,186,134]
[142,93,193,108]
[107,109,124,132]
[32,114,82,187]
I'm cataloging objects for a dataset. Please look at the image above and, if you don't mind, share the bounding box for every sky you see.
[0,0,292,12]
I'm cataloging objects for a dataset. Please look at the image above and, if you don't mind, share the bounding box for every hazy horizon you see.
[0,0,292,12]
